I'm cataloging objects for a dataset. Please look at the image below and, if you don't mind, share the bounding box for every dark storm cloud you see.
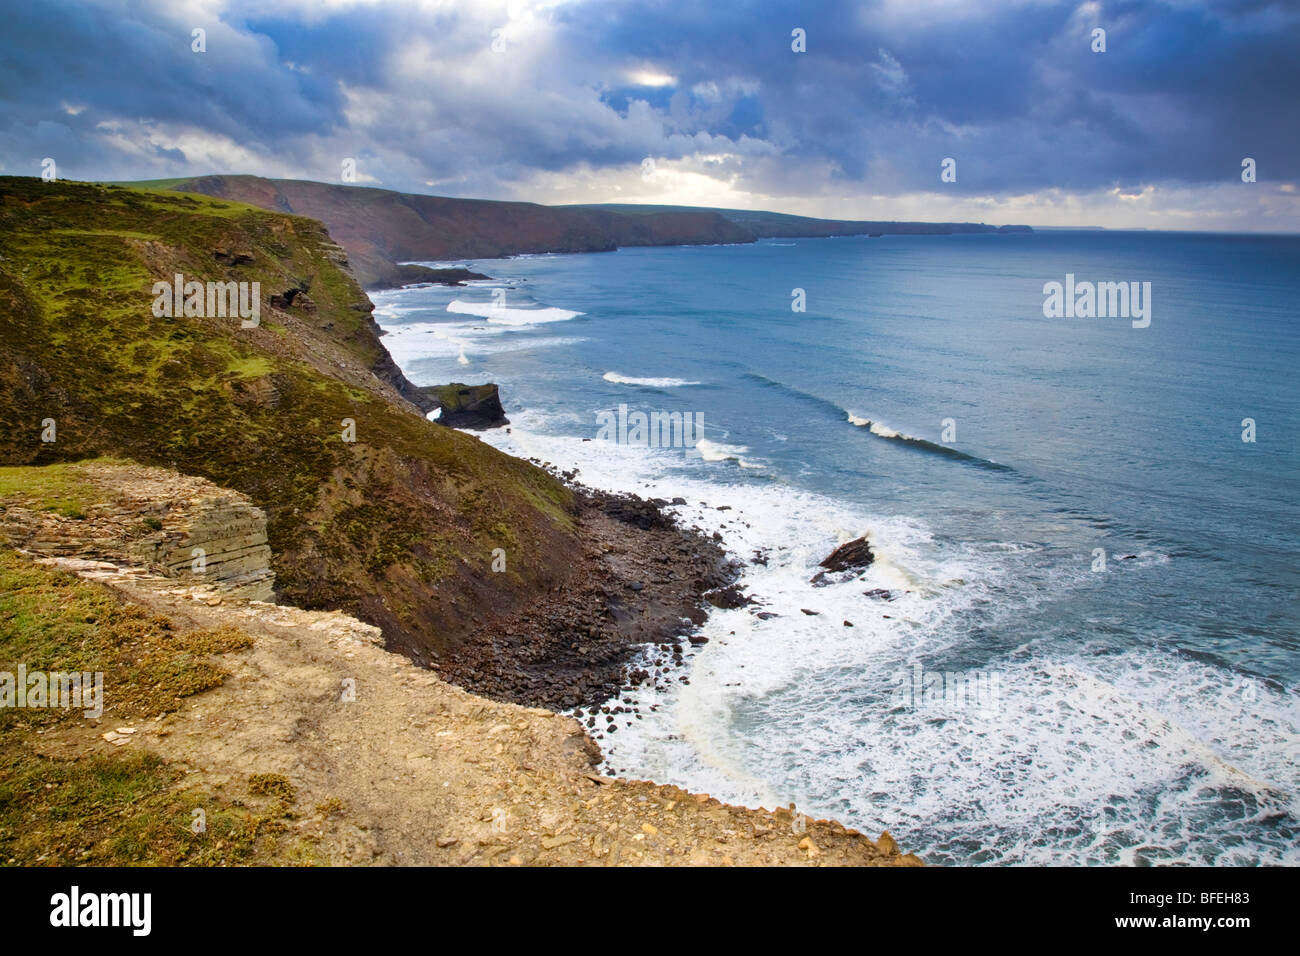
[0,0,344,175]
[565,0,1298,191]
[0,0,1295,213]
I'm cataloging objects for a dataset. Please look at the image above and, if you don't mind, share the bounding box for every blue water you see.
[373,231,1300,865]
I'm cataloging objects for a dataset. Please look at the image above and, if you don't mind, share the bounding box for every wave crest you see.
[847,413,1015,473]
[447,299,583,325]
[695,439,763,469]
[603,371,701,387]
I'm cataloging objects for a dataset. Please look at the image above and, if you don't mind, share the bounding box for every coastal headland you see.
[0,177,921,865]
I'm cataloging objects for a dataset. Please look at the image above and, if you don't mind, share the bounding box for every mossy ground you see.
[0,547,314,865]
[0,459,111,518]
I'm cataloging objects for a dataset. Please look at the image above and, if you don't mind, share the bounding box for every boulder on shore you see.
[818,535,875,573]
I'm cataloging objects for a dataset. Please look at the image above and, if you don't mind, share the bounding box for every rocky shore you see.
[1,460,921,866]
[437,480,739,712]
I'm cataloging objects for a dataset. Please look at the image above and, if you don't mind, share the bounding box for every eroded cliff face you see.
[0,177,577,658]
[0,461,275,601]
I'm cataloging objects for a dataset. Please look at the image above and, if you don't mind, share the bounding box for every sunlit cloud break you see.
[1,0,1297,230]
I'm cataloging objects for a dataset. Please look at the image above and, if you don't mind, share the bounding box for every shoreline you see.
[367,225,1034,289]
[429,476,742,713]
[0,459,920,866]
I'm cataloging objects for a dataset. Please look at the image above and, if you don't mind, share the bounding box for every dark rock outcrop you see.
[394,265,491,287]
[704,583,750,609]
[423,383,509,429]
[269,284,312,309]
[598,494,672,531]
[818,535,875,573]
[213,248,255,266]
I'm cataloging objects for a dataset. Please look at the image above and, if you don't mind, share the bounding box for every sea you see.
[371,229,1300,865]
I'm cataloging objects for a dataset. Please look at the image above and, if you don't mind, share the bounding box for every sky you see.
[1,0,1297,231]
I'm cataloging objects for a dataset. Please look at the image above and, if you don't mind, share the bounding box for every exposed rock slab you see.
[0,461,275,601]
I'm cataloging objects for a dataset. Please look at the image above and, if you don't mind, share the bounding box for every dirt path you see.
[29,564,919,866]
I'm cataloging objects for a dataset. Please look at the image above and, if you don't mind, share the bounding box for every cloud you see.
[0,0,1296,229]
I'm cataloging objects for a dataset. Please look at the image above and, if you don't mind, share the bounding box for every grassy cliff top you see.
[0,545,324,865]
[0,176,576,654]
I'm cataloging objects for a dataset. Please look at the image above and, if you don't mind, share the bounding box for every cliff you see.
[154,175,753,288]
[0,176,742,710]
[0,176,579,660]
[0,461,921,865]
[127,175,1031,290]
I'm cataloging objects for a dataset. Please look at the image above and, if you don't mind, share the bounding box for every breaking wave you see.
[604,371,701,387]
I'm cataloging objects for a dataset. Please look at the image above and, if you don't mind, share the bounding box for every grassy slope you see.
[0,177,576,659]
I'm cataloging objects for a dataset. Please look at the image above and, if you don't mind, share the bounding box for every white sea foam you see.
[447,299,583,325]
[603,371,701,387]
[374,320,585,370]
[400,259,475,270]
[473,410,1299,866]
[694,438,763,469]
[847,411,907,439]
[693,438,746,461]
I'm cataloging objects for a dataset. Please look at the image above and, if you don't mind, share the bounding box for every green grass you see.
[0,175,576,654]
[225,355,273,378]
[0,547,306,865]
[0,548,253,729]
[0,459,121,517]
[48,228,164,241]
[101,177,196,190]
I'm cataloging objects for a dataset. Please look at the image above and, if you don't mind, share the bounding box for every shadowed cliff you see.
[120,175,1030,289]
